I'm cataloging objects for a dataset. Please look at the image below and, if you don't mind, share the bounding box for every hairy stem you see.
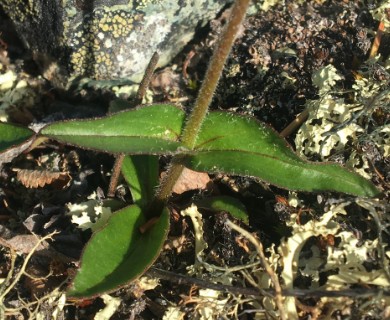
[181,0,250,149]
[108,154,125,197]
[154,0,250,205]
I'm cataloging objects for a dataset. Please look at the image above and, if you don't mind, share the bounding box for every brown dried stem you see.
[279,108,309,138]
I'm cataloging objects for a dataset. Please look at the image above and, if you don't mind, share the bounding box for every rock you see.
[1,0,230,86]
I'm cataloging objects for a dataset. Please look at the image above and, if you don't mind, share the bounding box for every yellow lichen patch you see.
[67,8,139,78]
[1,0,37,22]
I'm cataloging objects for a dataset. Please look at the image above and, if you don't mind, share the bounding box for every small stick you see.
[135,52,159,105]
[369,21,385,59]
[279,108,309,138]
[183,50,195,79]
[107,154,125,198]
[146,267,390,298]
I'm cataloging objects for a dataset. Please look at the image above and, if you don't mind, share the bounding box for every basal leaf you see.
[121,155,159,209]
[67,205,169,298]
[41,104,186,154]
[181,112,379,197]
[195,195,248,224]
[0,122,35,152]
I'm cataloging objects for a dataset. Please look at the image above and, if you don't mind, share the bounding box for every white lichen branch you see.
[225,219,287,320]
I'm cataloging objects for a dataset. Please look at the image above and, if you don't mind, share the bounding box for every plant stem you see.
[279,108,309,138]
[154,0,250,204]
[181,0,250,149]
[156,160,186,201]
[107,154,125,197]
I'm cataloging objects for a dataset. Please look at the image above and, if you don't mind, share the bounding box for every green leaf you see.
[67,205,169,298]
[0,122,34,152]
[121,155,159,209]
[41,104,186,154]
[195,195,248,224]
[181,112,380,197]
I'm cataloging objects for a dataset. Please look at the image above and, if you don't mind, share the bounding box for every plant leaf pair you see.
[39,104,379,197]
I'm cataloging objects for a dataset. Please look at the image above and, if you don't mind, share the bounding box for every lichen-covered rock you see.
[1,0,230,86]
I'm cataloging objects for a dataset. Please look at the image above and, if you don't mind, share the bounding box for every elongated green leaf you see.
[181,112,379,197]
[121,155,159,208]
[0,122,34,151]
[41,104,185,154]
[195,195,248,224]
[67,205,169,298]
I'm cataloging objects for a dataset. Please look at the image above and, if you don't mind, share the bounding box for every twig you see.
[0,232,60,318]
[279,108,309,138]
[225,219,287,320]
[369,21,385,59]
[357,199,390,283]
[321,90,388,138]
[319,88,389,156]
[135,52,159,105]
[146,267,390,298]
[107,154,125,197]
[0,249,16,299]
[0,233,58,299]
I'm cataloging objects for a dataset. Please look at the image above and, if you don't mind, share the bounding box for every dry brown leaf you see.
[3,234,50,255]
[13,169,71,189]
[0,234,75,264]
[171,167,211,194]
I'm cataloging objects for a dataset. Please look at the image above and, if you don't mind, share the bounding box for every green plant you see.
[0,0,380,298]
